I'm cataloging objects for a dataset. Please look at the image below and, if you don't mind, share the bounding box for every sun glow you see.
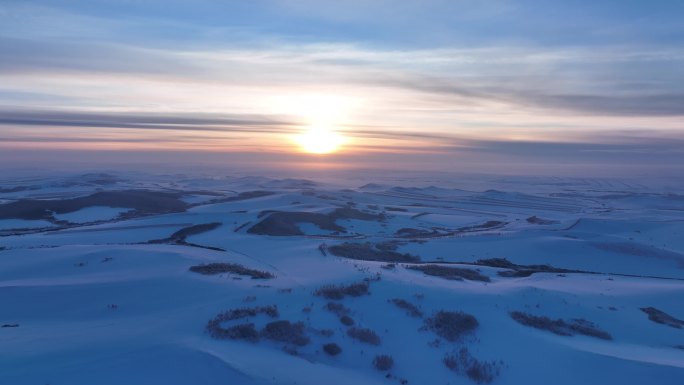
[296,125,345,154]
[275,94,353,154]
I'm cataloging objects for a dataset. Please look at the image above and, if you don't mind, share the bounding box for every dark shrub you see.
[510,311,612,340]
[347,327,381,345]
[474,258,517,269]
[0,189,188,221]
[407,265,490,282]
[493,261,575,278]
[474,258,582,279]
[444,347,501,384]
[373,354,394,371]
[246,208,381,236]
[640,307,684,329]
[168,222,222,242]
[247,211,345,236]
[568,318,613,340]
[325,302,351,316]
[328,242,419,263]
[330,207,382,221]
[206,322,259,342]
[497,270,535,278]
[390,298,423,318]
[510,311,569,335]
[394,227,441,238]
[323,342,342,356]
[385,206,407,212]
[340,315,355,326]
[189,263,275,279]
[458,221,504,232]
[425,311,479,341]
[205,305,279,341]
[526,216,558,225]
[210,305,279,323]
[214,191,274,203]
[314,281,369,300]
[261,320,310,346]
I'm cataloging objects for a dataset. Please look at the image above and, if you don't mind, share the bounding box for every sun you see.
[274,93,353,155]
[296,125,344,154]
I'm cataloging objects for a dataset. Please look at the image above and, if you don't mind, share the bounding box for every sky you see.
[1,0,683,176]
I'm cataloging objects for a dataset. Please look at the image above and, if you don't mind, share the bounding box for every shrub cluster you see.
[373,354,394,371]
[247,207,381,236]
[475,258,577,278]
[314,281,370,300]
[425,311,479,342]
[407,265,490,282]
[385,207,407,212]
[526,216,558,225]
[474,258,517,269]
[261,320,310,346]
[640,307,684,329]
[347,327,381,345]
[189,262,275,279]
[323,342,342,356]
[210,305,279,323]
[205,305,314,347]
[390,298,423,318]
[510,311,612,340]
[325,302,351,316]
[207,322,260,341]
[394,227,441,238]
[206,305,279,341]
[168,222,222,242]
[327,242,419,263]
[247,211,345,236]
[444,347,501,384]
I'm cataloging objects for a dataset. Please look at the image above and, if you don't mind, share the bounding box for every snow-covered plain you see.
[1,172,683,385]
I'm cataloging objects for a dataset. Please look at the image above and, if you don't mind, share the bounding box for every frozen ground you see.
[1,171,683,385]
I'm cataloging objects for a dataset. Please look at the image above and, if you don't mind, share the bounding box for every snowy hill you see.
[1,172,683,385]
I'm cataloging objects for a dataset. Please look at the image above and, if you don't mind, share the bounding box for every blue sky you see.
[1,0,683,175]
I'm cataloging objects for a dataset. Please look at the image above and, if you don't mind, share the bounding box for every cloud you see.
[2,108,682,154]
[2,34,682,118]
[519,93,684,117]
[0,37,200,76]
[0,109,293,133]
[392,77,684,116]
